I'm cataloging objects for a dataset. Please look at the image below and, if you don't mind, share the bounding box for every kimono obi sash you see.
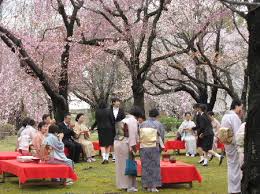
[139,127,157,148]
[114,121,127,141]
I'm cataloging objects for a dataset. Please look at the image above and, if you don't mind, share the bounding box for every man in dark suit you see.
[196,104,224,166]
[192,103,204,164]
[110,97,125,162]
[58,113,82,163]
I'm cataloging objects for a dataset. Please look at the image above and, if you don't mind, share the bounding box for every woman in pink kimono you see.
[114,107,143,192]
[32,121,48,157]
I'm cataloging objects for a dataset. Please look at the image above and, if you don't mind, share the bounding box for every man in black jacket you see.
[58,113,82,163]
[196,104,224,166]
[110,97,125,162]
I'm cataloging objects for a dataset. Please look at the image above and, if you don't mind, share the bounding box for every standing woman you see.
[114,107,142,192]
[178,112,196,157]
[74,113,96,163]
[208,111,221,153]
[139,108,165,192]
[91,100,114,164]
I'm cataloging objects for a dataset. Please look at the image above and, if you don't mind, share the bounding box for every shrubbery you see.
[159,116,182,132]
[0,123,16,139]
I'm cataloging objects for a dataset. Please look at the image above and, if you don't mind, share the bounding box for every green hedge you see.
[159,116,182,132]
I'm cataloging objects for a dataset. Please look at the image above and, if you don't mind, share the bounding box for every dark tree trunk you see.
[242,8,260,194]
[52,97,69,123]
[132,80,145,112]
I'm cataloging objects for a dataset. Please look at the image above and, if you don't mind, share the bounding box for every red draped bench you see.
[0,152,21,160]
[0,160,77,187]
[136,159,202,188]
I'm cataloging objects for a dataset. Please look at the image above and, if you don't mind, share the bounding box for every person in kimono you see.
[139,108,165,192]
[178,112,196,157]
[74,113,96,163]
[110,97,126,162]
[32,121,48,157]
[42,124,74,186]
[18,118,37,155]
[208,111,221,159]
[236,122,246,167]
[114,106,143,192]
[221,99,243,194]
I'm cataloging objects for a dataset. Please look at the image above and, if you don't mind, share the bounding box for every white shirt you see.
[18,125,37,151]
[113,107,119,119]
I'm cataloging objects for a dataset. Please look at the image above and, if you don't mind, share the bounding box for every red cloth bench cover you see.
[0,152,20,160]
[137,160,202,184]
[0,160,77,183]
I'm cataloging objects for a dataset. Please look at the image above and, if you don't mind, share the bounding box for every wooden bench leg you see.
[188,182,192,188]
[0,172,5,183]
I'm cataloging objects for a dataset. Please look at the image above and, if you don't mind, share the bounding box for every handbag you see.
[125,153,137,176]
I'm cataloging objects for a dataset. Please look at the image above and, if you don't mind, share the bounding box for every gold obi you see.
[139,127,157,148]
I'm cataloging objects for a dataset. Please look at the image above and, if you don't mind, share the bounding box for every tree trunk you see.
[52,97,69,123]
[242,8,260,194]
[132,80,145,112]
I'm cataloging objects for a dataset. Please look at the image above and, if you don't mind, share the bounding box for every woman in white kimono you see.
[114,107,142,192]
[18,119,37,155]
[221,100,243,194]
[236,122,245,167]
[178,112,196,157]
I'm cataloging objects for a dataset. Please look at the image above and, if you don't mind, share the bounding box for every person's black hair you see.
[42,114,50,121]
[111,97,121,103]
[64,113,71,119]
[207,111,215,116]
[22,117,31,127]
[129,106,143,118]
[48,124,61,134]
[140,114,146,120]
[199,104,208,112]
[149,108,160,118]
[230,99,242,110]
[184,112,192,116]
[38,121,47,130]
[75,113,84,122]
[193,103,201,109]
[27,119,36,126]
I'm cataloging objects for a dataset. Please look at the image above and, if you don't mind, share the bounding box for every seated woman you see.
[32,121,48,157]
[178,112,197,157]
[74,113,96,163]
[18,118,37,155]
[41,124,74,185]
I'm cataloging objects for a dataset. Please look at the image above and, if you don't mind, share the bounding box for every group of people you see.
[15,97,245,194]
[17,112,97,185]
[178,100,244,194]
[177,104,224,166]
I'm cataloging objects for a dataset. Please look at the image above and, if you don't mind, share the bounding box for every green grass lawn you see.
[0,135,227,194]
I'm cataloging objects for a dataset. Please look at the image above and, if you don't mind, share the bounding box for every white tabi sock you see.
[105,153,110,160]
[214,153,221,159]
[102,153,106,161]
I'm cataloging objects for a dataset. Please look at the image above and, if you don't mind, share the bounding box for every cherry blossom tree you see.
[146,0,248,111]
[0,0,101,121]
[78,0,195,111]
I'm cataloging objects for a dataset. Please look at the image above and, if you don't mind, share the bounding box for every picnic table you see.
[0,160,77,187]
[0,152,20,160]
